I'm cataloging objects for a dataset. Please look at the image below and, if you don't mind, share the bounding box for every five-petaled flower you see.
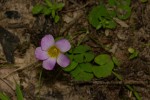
[35,34,71,70]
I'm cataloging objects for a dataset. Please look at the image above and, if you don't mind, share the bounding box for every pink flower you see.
[35,34,71,70]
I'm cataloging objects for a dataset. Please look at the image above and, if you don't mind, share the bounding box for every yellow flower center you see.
[48,46,60,58]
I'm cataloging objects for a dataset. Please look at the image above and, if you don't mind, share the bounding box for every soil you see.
[0,0,150,100]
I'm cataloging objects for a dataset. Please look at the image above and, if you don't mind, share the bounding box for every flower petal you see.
[55,39,71,52]
[43,57,56,70]
[57,53,70,67]
[35,47,49,60]
[41,34,55,50]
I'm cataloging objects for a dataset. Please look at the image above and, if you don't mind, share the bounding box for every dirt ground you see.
[0,0,150,100]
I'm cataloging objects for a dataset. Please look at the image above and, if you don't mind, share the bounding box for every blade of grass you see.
[16,84,23,100]
[0,92,10,100]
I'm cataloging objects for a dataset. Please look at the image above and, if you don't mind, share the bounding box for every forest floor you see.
[0,0,150,100]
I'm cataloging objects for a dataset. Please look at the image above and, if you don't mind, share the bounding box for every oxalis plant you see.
[32,0,64,23]
[35,34,141,100]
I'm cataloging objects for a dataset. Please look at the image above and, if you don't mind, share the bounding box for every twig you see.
[0,78,15,92]
[71,80,148,86]
[2,61,41,79]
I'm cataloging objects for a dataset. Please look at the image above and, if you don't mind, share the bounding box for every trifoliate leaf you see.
[84,52,95,62]
[80,63,93,72]
[92,61,114,78]
[74,54,84,63]
[74,71,94,81]
[73,45,91,54]
[94,54,111,65]
[32,4,43,15]
[70,66,81,77]
[63,61,78,72]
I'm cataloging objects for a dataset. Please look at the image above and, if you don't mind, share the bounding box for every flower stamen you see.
[48,46,60,57]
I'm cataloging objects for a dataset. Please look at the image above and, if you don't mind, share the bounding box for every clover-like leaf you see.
[94,54,111,65]
[74,54,84,63]
[88,5,109,29]
[74,71,94,81]
[92,61,114,78]
[63,61,78,72]
[80,63,93,72]
[84,52,95,62]
[73,45,91,54]
[71,66,93,81]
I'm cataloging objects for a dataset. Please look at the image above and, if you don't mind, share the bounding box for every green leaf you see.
[63,61,78,72]
[42,7,52,15]
[73,45,91,53]
[52,10,55,18]
[112,57,121,67]
[74,54,84,63]
[45,0,52,7]
[70,66,81,77]
[16,84,23,100]
[70,64,94,81]
[56,3,65,11]
[129,50,138,59]
[108,0,117,6]
[74,71,94,81]
[32,4,43,15]
[80,63,93,72]
[54,15,60,23]
[0,92,10,100]
[88,5,109,29]
[105,20,116,29]
[112,71,123,80]
[117,5,131,20]
[133,91,142,100]
[92,61,114,78]
[84,52,95,62]
[94,54,111,65]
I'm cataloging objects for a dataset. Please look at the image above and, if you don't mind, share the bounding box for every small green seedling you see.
[0,84,23,100]
[88,4,116,29]
[128,47,139,59]
[88,0,131,29]
[32,0,64,23]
